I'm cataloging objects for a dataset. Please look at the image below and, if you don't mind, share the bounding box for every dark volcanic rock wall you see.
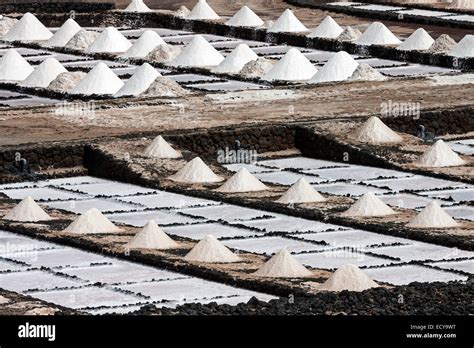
[0,1,114,14]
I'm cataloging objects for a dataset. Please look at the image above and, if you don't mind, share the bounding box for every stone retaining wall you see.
[0,1,114,13]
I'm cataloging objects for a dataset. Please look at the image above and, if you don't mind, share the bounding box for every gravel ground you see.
[134,278,474,315]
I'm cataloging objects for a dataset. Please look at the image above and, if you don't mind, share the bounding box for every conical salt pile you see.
[71,62,124,95]
[125,0,152,12]
[342,192,395,217]
[126,221,178,249]
[216,168,268,193]
[262,48,317,81]
[356,22,401,46]
[398,28,434,51]
[186,0,220,20]
[450,0,474,9]
[451,35,474,58]
[407,201,459,229]
[415,139,466,167]
[168,157,223,183]
[121,30,166,58]
[175,6,191,18]
[0,49,34,81]
[3,197,52,222]
[349,63,387,82]
[337,26,362,42]
[63,208,122,234]
[353,116,403,144]
[184,235,241,263]
[3,12,52,41]
[308,16,343,39]
[318,264,379,292]
[212,44,258,74]
[428,34,457,54]
[254,249,312,278]
[48,71,86,93]
[226,6,264,27]
[169,35,224,67]
[65,29,99,51]
[268,9,308,33]
[143,135,182,158]
[277,178,326,204]
[240,57,275,78]
[147,44,181,63]
[20,58,67,88]
[115,63,160,97]
[310,51,358,83]
[44,18,81,48]
[142,76,189,97]
[87,27,132,53]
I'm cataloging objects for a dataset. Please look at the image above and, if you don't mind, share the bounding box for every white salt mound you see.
[416,139,466,167]
[184,235,240,263]
[44,18,81,48]
[262,48,317,82]
[240,57,275,78]
[48,71,86,93]
[216,168,268,193]
[353,116,402,143]
[310,51,358,83]
[308,16,343,39]
[254,249,312,278]
[349,63,387,82]
[277,178,326,204]
[186,0,220,20]
[450,35,474,58]
[146,44,181,63]
[20,58,67,88]
[87,27,132,53]
[342,192,395,217]
[407,201,459,228]
[142,76,189,97]
[356,22,402,46]
[143,135,182,158]
[126,221,178,249]
[168,157,223,183]
[226,6,264,27]
[115,63,160,97]
[125,0,152,12]
[174,6,191,18]
[71,62,124,95]
[212,44,258,74]
[121,30,165,58]
[3,196,52,222]
[318,264,379,292]
[337,26,362,41]
[0,49,34,81]
[63,208,122,234]
[428,34,457,54]
[65,29,99,51]
[268,9,308,33]
[169,35,224,67]
[3,12,52,42]
[398,28,434,51]
[0,16,18,37]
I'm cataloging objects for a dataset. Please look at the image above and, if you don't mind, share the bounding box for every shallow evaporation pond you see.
[106,210,201,227]
[378,193,437,209]
[222,236,328,255]
[0,97,60,108]
[378,65,457,77]
[255,171,330,185]
[58,181,157,197]
[166,73,222,83]
[417,187,474,203]
[394,9,459,18]
[356,58,407,69]
[364,175,468,193]
[231,216,341,234]
[186,81,267,92]
[176,204,277,222]
[314,165,412,182]
[163,222,262,240]
[0,230,274,313]
[2,186,88,201]
[442,205,474,221]
[449,15,474,23]
[447,142,474,156]
[356,4,405,11]
[313,182,390,197]
[257,157,350,170]
[117,192,219,209]
[45,198,143,214]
